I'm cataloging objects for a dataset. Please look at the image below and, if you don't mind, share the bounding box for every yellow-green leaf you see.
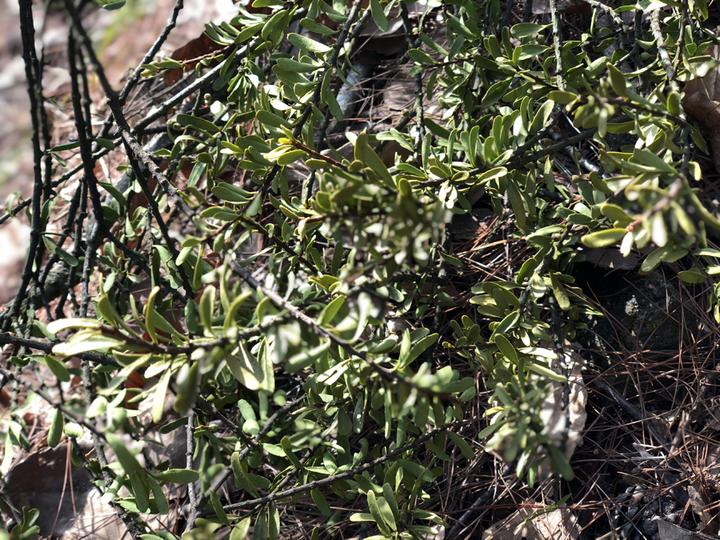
[580,228,626,248]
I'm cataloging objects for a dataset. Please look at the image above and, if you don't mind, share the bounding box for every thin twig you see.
[0,15,285,230]
[548,0,565,90]
[119,0,184,103]
[67,31,108,316]
[650,8,677,88]
[183,410,198,532]
[400,2,425,160]
[3,0,47,332]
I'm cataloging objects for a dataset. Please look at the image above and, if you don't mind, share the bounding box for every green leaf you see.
[447,431,474,459]
[482,79,512,107]
[155,468,199,484]
[151,369,172,423]
[398,334,440,369]
[199,285,216,334]
[317,360,349,386]
[143,286,162,343]
[376,495,397,532]
[408,48,435,65]
[224,291,252,331]
[230,517,252,540]
[63,422,83,438]
[201,206,239,221]
[41,356,70,383]
[311,489,332,516]
[174,361,200,414]
[177,114,220,135]
[287,341,330,372]
[677,269,706,283]
[95,0,126,9]
[355,132,393,187]
[549,273,571,310]
[96,294,128,329]
[319,295,346,326]
[607,64,627,96]
[670,202,696,236]
[351,292,373,342]
[212,182,254,203]
[275,57,320,73]
[42,236,79,267]
[51,141,80,152]
[547,90,578,105]
[321,70,343,120]
[367,490,394,535]
[650,213,668,247]
[527,362,565,382]
[277,149,306,166]
[287,33,331,54]
[382,483,400,524]
[252,510,268,540]
[630,149,676,174]
[580,228,627,248]
[475,167,507,184]
[52,332,123,357]
[129,473,150,513]
[99,181,127,211]
[280,436,304,470]
[494,309,520,335]
[493,334,518,363]
[227,341,273,391]
[147,475,169,515]
[47,409,63,448]
[600,203,633,226]
[529,100,554,134]
[640,245,686,273]
[258,343,275,393]
[46,318,101,334]
[506,180,527,231]
[370,0,390,32]
[548,444,574,479]
[349,512,376,523]
[511,22,549,38]
[263,145,303,165]
[667,90,681,115]
[261,9,289,42]
[300,17,336,36]
[107,434,142,475]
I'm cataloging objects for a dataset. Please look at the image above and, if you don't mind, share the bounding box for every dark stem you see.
[3,0,48,332]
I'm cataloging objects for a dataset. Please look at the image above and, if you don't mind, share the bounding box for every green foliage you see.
[5,0,720,537]
[8,508,40,540]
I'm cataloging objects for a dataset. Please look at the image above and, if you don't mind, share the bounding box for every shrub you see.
[2,0,719,537]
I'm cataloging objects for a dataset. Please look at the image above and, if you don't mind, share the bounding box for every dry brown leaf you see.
[656,520,695,540]
[0,388,10,409]
[0,219,30,305]
[682,44,720,172]
[2,444,130,538]
[536,356,587,480]
[687,483,714,532]
[482,506,580,540]
[163,33,225,86]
